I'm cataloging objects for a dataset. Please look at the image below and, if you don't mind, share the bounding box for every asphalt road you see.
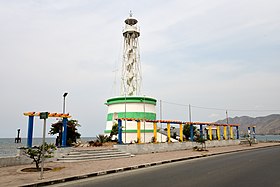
[54,146,280,187]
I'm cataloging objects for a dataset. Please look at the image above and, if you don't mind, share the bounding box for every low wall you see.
[0,147,72,168]
[114,140,241,155]
[0,156,33,167]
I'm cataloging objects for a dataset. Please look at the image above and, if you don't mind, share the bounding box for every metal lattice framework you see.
[121,12,142,96]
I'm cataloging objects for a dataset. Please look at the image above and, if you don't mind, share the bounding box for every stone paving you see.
[0,142,279,187]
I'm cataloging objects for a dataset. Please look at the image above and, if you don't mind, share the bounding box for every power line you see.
[161,99,280,113]
[192,105,280,112]
[161,100,188,107]
[191,105,225,111]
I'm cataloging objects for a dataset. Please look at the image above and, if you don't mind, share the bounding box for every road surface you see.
[54,146,280,187]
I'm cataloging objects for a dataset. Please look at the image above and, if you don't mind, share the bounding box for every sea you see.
[0,135,280,158]
[0,137,96,158]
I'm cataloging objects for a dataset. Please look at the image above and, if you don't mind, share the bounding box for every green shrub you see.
[96,134,111,143]
[23,143,56,170]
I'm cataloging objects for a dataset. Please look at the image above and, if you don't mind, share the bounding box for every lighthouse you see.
[104,13,158,143]
[121,11,141,96]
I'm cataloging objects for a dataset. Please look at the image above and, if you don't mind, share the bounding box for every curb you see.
[21,144,280,187]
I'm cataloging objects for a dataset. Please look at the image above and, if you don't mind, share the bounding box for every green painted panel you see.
[107,112,156,121]
[106,96,157,105]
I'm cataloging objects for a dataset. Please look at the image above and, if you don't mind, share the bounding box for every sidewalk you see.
[1,142,279,187]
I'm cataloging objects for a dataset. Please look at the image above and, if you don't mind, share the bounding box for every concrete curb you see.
[21,144,280,187]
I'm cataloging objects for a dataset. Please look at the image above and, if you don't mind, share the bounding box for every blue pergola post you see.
[236,126,239,139]
[200,124,203,139]
[190,124,194,142]
[252,126,256,138]
[61,118,68,147]
[27,116,34,148]
[118,119,122,144]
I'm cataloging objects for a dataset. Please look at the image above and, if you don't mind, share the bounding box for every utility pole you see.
[189,104,192,124]
[189,104,193,141]
[160,100,162,142]
[226,110,229,125]
[226,110,229,140]
[39,112,48,180]
[143,95,146,143]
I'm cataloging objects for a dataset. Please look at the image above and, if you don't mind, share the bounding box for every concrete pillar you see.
[248,127,251,137]
[27,116,34,148]
[217,126,221,140]
[223,126,227,140]
[179,124,183,142]
[137,120,141,144]
[190,124,194,142]
[153,122,157,143]
[200,124,203,139]
[116,119,122,144]
[209,126,212,140]
[236,126,239,139]
[62,117,68,147]
[230,126,234,139]
[167,123,171,143]
[252,126,256,138]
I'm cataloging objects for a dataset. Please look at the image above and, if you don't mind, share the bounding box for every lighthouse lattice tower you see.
[104,13,167,143]
[121,12,141,96]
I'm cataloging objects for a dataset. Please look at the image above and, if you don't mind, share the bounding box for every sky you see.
[0,0,279,138]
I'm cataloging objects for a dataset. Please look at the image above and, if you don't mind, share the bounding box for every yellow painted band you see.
[153,122,157,142]
[167,123,171,143]
[179,124,183,142]
[224,126,227,140]
[137,121,141,144]
[209,126,212,140]
[230,126,233,139]
[217,126,221,140]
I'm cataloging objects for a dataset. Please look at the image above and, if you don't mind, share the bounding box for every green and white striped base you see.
[104,96,157,143]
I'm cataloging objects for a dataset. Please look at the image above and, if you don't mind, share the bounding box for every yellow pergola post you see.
[217,126,221,140]
[223,126,227,140]
[209,125,212,140]
[179,124,183,142]
[137,120,141,144]
[167,123,171,143]
[230,126,234,139]
[153,122,157,143]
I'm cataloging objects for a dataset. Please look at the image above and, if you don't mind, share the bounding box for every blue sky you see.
[0,0,279,138]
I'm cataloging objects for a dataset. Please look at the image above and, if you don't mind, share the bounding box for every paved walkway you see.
[1,142,279,187]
